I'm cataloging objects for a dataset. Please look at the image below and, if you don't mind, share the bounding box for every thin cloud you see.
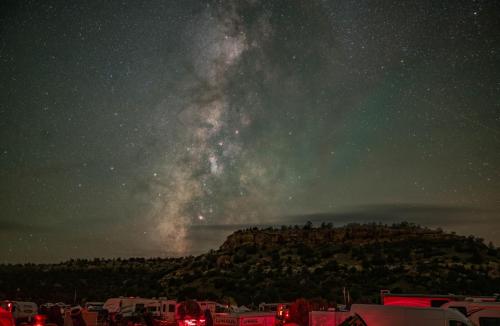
[277,204,495,226]
[0,220,48,232]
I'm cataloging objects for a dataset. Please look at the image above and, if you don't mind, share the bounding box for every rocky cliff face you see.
[220,223,451,252]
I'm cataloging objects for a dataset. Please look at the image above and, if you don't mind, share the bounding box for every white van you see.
[467,309,500,326]
[342,304,473,326]
[442,301,500,326]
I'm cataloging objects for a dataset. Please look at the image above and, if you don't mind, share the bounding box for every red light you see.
[34,314,46,326]
[383,296,451,308]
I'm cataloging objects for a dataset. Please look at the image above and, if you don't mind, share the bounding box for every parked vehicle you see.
[194,302,231,316]
[175,300,264,326]
[103,297,178,326]
[176,300,205,326]
[214,312,275,326]
[157,300,178,325]
[258,304,291,314]
[0,301,38,325]
[442,301,500,326]
[0,307,15,326]
[103,298,159,318]
[466,308,500,326]
[340,304,473,326]
[83,303,104,313]
[258,303,290,326]
[70,306,87,326]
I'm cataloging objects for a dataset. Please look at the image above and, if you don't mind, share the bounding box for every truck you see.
[340,304,473,326]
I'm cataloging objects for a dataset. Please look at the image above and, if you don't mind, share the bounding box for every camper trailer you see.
[103,298,161,318]
[103,298,179,325]
[103,298,178,320]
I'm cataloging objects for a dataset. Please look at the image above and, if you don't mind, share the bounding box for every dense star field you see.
[0,0,499,263]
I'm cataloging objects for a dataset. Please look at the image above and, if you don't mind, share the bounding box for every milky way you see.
[0,0,499,262]
[145,3,273,254]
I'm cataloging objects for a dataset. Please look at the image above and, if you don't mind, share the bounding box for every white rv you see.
[103,298,159,317]
[340,304,472,326]
[339,304,473,326]
[442,301,500,326]
[103,298,177,322]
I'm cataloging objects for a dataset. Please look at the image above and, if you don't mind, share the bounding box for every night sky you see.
[1,0,499,263]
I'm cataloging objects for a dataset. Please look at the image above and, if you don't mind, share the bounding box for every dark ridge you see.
[0,222,499,305]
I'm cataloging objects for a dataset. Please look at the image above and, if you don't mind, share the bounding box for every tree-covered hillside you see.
[1,223,499,305]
